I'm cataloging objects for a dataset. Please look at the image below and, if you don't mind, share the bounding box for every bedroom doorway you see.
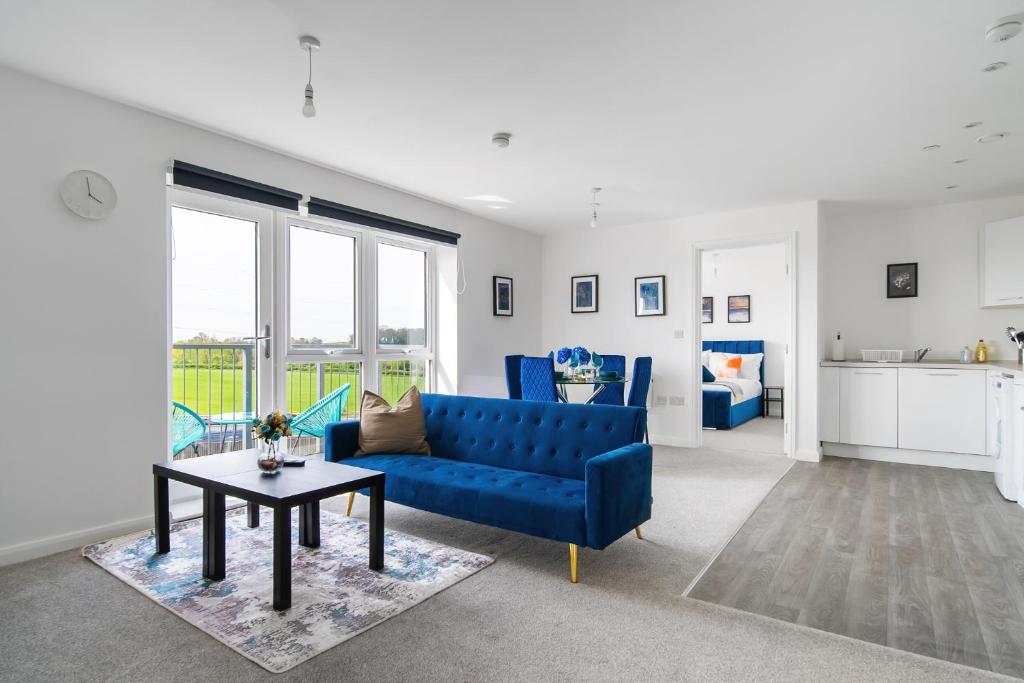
[694,235,794,457]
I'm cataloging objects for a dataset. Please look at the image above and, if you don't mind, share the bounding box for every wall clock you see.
[59,170,117,220]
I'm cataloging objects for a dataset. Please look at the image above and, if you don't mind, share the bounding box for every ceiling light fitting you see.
[977,132,1009,143]
[964,121,983,129]
[299,35,320,118]
[945,185,959,190]
[986,15,1023,43]
[922,145,941,151]
[982,61,1008,73]
[589,187,602,229]
[953,159,968,164]
[491,132,511,148]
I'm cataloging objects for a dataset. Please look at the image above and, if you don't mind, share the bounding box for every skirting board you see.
[0,514,152,567]
[822,442,995,472]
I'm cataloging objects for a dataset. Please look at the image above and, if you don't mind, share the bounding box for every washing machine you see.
[992,373,1018,501]
[1016,377,1024,509]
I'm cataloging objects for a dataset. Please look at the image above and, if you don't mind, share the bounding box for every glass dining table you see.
[555,375,629,404]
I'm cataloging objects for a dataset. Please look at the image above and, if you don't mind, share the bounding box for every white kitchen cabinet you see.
[981,216,1024,307]
[839,367,898,447]
[819,367,840,442]
[898,368,986,454]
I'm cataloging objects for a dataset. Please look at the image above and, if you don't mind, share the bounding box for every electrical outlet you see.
[654,395,668,407]
[674,329,685,339]
[668,396,685,406]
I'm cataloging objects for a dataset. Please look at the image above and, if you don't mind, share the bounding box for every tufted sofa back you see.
[419,394,646,480]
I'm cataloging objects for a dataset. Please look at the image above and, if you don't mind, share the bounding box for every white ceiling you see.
[1,0,1022,233]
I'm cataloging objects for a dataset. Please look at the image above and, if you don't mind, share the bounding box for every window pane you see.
[377,243,426,347]
[290,225,356,349]
[378,360,427,403]
[285,361,361,418]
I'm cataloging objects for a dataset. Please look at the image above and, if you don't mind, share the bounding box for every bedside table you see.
[763,386,783,418]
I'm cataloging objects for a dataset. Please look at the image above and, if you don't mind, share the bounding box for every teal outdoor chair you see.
[172,401,207,456]
[291,383,352,440]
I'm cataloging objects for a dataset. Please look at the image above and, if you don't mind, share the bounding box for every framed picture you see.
[571,275,599,313]
[727,295,751,323]
[887,262,918,298]
[493,276,513,316]
[635,275,666,316]
[702,296,714,323]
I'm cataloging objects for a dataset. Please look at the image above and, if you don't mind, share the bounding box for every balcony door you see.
[169,193,274,459]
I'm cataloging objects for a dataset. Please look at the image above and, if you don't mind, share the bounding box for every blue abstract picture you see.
[571,275,599,313]
[635,275,665,316]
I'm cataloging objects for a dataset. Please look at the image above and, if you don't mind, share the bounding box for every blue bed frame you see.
[702,340,764,430]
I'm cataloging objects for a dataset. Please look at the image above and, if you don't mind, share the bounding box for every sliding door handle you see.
[242,324,272,359]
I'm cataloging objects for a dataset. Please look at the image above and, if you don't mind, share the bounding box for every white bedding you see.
[703,378,763,404]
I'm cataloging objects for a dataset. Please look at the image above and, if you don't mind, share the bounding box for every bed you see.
[702,340,764,430]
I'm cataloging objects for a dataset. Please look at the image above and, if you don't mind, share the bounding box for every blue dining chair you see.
[627,357,653,443]
[520,356,562,402]
[588,354,626,406]
[504,354,524,399]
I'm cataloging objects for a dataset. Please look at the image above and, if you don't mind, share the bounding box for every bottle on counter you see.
[960,346,973,364]
[975,339,988,363]
[831,333,845,362]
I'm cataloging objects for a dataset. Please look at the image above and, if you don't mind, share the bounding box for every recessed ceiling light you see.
[953,159,968,164]
[977,132,1010,143]
[986,15,1023,43]
[982,61,1009,73]
[945,185,959,190]
[922,144,941,151]
[464,194,512,203]
[964,121,983,129]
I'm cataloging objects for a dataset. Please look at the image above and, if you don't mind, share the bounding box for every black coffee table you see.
[153,450,385,610]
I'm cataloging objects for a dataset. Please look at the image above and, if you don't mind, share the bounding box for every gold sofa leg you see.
[635,526,643,540]
[569,544,578,583]
[345,491,355,517]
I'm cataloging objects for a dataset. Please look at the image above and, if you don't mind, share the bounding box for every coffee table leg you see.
[154,474,170,554]
[247,501,260,528]
[202,488,226,580]
[369,481,384,571]
[273,505,292,610]
[299,501,320,548]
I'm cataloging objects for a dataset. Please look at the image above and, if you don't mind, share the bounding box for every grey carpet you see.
[0,447,1012,682]
[702,416,785,455]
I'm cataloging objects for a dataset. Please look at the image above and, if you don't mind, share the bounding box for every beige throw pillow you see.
[355,386,431,456]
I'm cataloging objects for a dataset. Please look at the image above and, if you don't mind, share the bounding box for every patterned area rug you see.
[83,508,493,673]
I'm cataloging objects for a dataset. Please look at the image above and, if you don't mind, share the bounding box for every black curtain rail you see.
[307,197,460,245]
[172,161,302,211]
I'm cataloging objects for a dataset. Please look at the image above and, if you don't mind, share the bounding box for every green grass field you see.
[172,363,422,418]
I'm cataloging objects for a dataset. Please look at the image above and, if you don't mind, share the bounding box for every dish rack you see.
[861,349,903,363]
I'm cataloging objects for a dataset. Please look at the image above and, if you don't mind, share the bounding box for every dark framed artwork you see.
[727,295,751,323]
[702,296,714,324]
[887,262,918,298]
[635,275,666,316]
[493,276,513,316]
[571,274,599,313]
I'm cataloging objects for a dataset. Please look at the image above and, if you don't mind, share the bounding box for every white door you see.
[897,368,986,454]
[839,367,898,447]
[169,192,275,458]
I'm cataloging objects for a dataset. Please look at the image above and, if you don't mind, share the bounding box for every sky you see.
[171,207,425,345]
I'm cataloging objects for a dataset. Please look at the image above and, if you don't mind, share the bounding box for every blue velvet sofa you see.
[324,393,652,582]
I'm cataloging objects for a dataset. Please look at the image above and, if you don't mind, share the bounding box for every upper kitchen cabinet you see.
[981,216,1024,307]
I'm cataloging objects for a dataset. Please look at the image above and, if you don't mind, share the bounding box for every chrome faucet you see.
[914,347,931,362]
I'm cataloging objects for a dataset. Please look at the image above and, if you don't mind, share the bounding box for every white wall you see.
[541,201,819,456]
[821,195,1024,362]
[0,66,542,563]
[701,243,787,386]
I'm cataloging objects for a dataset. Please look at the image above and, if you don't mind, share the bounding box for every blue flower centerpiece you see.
[556,346,573,364]
[572,346,591,366]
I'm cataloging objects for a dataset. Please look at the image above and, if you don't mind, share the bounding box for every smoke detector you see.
[986,15,1023,43]
[491,132,512,148]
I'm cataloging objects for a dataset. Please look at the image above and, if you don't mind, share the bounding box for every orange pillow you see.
[716,356,743,379]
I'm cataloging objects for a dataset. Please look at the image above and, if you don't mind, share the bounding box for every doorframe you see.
[691,231,797,458]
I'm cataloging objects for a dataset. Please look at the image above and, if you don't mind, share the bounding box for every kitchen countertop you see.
[821,359,1024,375]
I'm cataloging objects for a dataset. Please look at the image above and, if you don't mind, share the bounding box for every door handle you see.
[927,373,958,376]
[242,324,272,359]
[854,371,884,375]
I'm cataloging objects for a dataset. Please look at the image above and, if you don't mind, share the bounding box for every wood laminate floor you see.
[687,456,1024,678]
